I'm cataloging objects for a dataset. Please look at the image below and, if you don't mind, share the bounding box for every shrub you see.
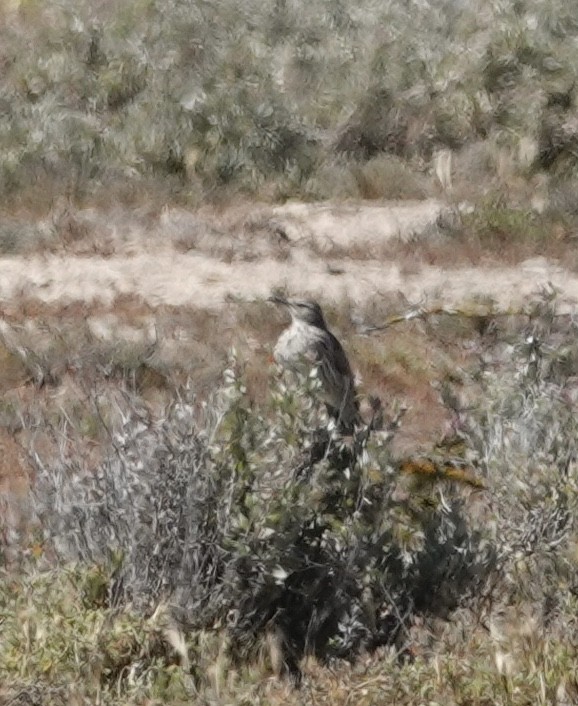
[445,291,578,622]
[28,355,496,681]
[5,0,578,204]
[3,294,578,698]
[457,198,548,251]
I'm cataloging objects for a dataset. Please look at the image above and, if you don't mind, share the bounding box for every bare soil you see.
[1,198,576,494]
[1,199,576,312]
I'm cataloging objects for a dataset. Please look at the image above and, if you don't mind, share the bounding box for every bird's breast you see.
[274,323,319,370]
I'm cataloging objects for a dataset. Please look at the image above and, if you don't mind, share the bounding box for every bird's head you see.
[269,294,327,329]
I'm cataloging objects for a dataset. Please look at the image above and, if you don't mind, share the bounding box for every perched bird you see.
[269,295,360,434]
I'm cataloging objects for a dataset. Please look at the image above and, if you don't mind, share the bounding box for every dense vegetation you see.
[3,0,578,703]
[2,295,578,703]
[2,0,578,208]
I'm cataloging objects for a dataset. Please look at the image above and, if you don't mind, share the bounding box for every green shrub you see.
[28,355,496,682]
[459,199,548,248]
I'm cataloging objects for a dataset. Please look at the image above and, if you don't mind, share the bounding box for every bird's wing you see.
[326,331,354,380]
[317,332,359,432]
[314,331,356,400]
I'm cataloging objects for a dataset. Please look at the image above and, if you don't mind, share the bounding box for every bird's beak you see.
[268,294,289,306]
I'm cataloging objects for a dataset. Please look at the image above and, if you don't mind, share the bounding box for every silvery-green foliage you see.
[32,390,221,613]
[31,352,498,671]
[4,0,578,199]
[457,292,578,614]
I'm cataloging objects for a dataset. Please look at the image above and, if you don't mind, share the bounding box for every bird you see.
[269,295,360,434]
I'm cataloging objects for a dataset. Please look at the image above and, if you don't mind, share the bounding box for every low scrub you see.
[27,362,494,677]
[3,0,578,207]
[0,295,575,704]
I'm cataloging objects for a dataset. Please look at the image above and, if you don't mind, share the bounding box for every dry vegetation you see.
[3,0,578,704]
[3,292,578,706]
[2,0,578,217]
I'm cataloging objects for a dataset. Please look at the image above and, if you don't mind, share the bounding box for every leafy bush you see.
[28,355,496,683]
[2,294,578,701]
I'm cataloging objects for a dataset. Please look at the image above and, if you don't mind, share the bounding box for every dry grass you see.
[0,293,468,453]
[388,203,578,271]
[2,543,578,705]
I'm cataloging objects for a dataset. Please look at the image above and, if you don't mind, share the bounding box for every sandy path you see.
[0,252,575,313]
[267,199,446,248]
[0,200,576,313]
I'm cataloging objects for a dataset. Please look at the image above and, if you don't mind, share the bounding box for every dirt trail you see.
[0,251,575,312]
[0,200,576,313]
[1,199,574,495]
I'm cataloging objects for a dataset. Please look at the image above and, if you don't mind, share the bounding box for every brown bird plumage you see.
[270,295,359,434]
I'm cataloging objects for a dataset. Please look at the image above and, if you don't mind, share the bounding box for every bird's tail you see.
[327,393,362,436]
